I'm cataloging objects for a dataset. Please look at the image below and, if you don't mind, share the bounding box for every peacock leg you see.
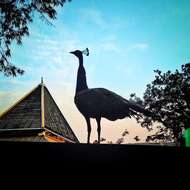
[96,117,101,144]
[85,117,91,144]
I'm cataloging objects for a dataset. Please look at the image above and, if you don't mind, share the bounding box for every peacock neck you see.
[75,56,88,95]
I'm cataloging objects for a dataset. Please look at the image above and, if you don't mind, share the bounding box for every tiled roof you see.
[44,86,79,142]
[0,85,41,129]
[0,83,79,143]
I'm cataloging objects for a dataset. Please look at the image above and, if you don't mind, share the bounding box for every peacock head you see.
[70,48,89,59]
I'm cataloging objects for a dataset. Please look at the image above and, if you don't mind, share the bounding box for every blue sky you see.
[0,0,190,143]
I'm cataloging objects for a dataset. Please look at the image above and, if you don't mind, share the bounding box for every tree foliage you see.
[130,63,190,145]
[0,0,70,76]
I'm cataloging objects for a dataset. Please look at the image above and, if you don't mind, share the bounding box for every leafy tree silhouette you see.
[0,0,71,77]
[129,63,190,146]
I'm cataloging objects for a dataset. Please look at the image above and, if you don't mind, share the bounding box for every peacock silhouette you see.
[70,48,150,144]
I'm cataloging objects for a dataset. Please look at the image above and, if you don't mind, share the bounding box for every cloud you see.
[79,8,107,29]
[127,43,149,51]
[78,7,130,31]
[24,29,82,87]
[96,37,149,54]
[100,42,120,53]
[90,34,120,54]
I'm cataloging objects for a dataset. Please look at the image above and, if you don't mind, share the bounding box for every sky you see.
[0,0,190,143]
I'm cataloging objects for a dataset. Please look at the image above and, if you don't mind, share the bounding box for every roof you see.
[0,85,41,129]
[0,135,48,142]
[43,86,79,142]
[0,128,44,137]
[0,82,79,143]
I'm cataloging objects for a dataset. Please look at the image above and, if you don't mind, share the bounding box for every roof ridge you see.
[41,82,45,128]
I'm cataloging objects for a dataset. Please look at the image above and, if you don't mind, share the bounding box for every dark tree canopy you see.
[130,63,190,145]
[0,0,70,77]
